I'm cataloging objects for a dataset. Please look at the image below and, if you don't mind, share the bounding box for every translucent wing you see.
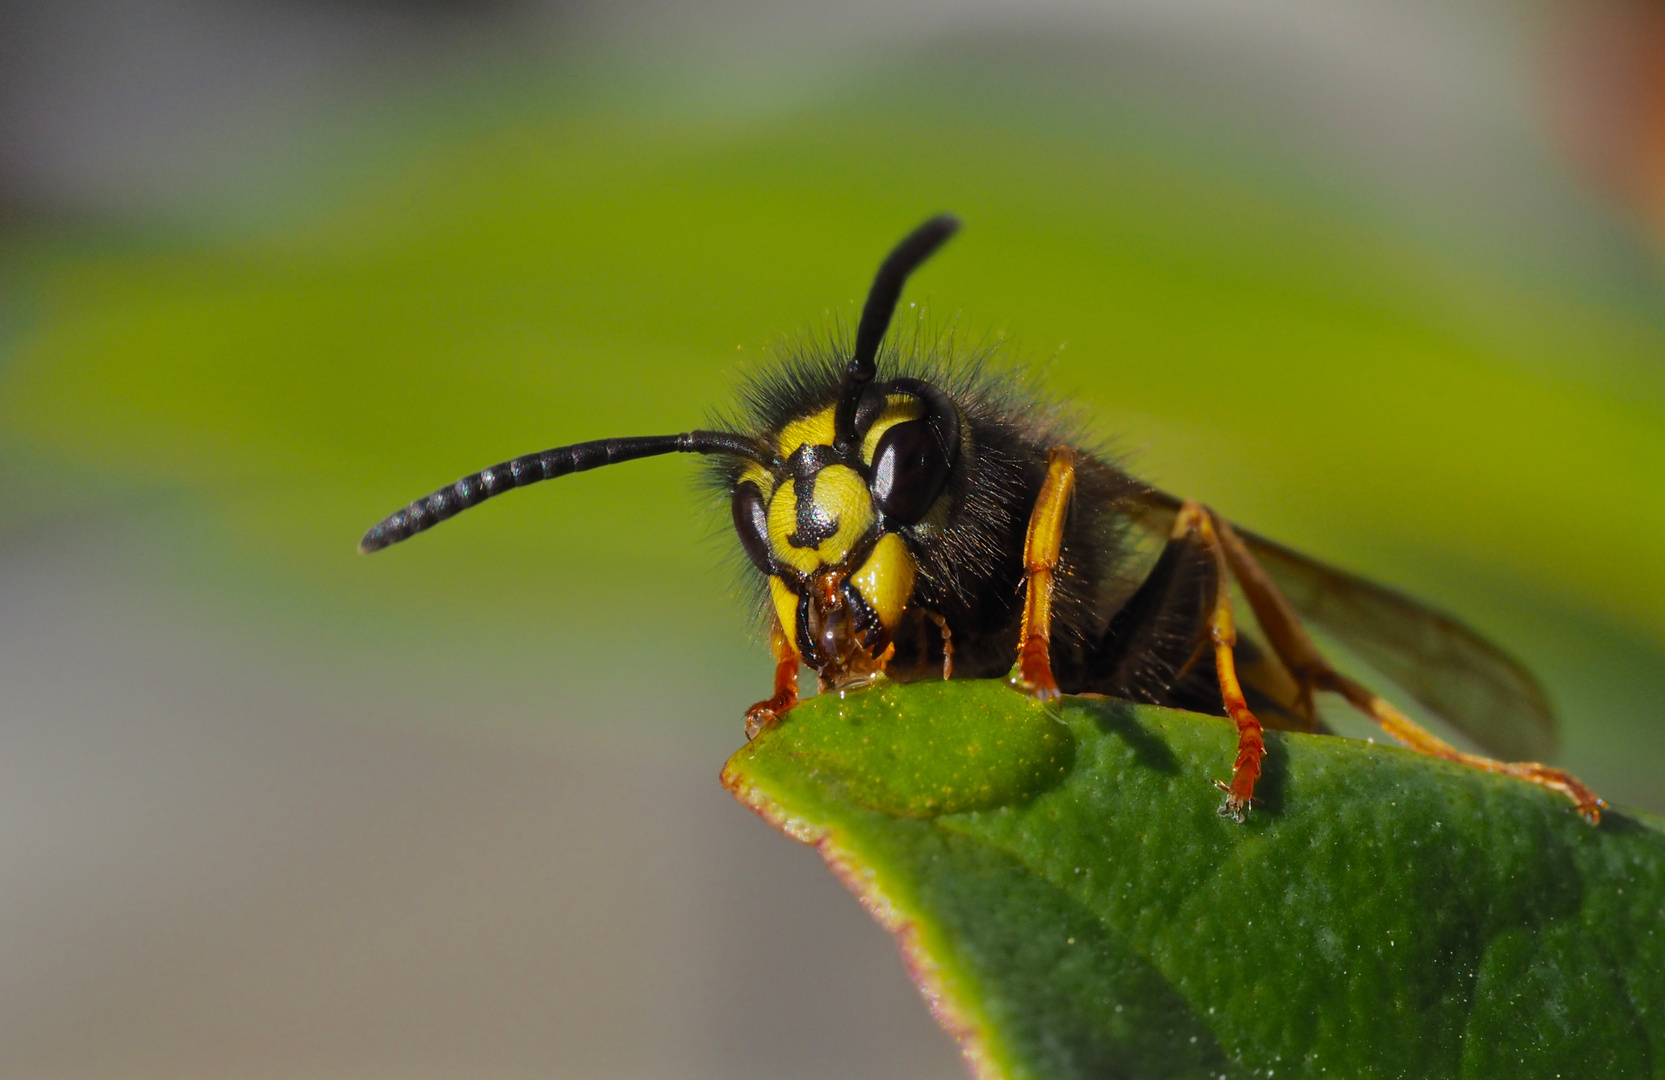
[1130,491,1558,761]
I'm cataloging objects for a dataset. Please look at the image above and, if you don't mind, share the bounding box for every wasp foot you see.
[1213,780,1252,823]
[744,704,783,741]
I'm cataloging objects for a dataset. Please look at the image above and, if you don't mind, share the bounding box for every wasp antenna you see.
[851,214,960,377]
[835,213,960,453]
[358,430,769,553]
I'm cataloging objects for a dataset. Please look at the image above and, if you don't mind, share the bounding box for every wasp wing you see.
[1129,491,1557,761]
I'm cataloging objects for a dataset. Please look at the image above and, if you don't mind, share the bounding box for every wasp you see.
[359,215,1603,823]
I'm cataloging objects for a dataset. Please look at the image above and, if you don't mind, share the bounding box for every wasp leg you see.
[1165,502,1266,821]
[1210,516,1605,824]
[922,609,954,679]
[1015,447,1078,700]
[744,620,800,740]
[1086,526,1222,713]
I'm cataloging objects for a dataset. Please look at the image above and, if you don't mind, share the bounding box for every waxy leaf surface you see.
[724,679,1665,1079]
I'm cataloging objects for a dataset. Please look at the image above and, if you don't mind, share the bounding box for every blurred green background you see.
[2,2,1663,1077]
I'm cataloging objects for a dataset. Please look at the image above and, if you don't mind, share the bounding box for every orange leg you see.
[744,620,800,740]
[1322,674,1603,823]
[1016,447,1078,700]
[1170,502,1265,821]
[1210,515,1604,824]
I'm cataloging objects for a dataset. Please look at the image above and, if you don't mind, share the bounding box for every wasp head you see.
[731,376,960,686]
[357,212,963,696]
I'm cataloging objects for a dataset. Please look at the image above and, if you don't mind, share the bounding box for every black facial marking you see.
[787,471,839,548]
[844,579,884,649]
[783,443,843,550]
[795,589,816,664]
[785,443,840,477]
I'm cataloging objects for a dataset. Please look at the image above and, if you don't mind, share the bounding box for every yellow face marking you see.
[769,575,799,646]
[740,462,773,499]
[850,532,916,630]
[776,405,837,458]
[860,394,926,465]
[766,464,876,575]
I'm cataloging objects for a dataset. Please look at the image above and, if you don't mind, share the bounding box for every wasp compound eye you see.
[870,419,950,525]
[732,481,772,573]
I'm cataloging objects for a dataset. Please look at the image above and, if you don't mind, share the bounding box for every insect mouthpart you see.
[767,528,918,691]
[802,569,888,686]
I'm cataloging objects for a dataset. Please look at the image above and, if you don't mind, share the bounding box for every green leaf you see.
[724,679,1665,1079]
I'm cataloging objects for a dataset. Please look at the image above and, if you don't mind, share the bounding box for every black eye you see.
[732,481,771,572]
[870,420,950,524]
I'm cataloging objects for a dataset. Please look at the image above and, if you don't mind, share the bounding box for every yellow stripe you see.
[740,462,773,498]
[859,395,926,465]
[850,533,916,629]
[776,405,837,458]
[769,576,799,647]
